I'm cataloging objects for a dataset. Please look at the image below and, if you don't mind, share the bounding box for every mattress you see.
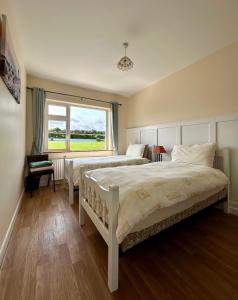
[65,155,149,185]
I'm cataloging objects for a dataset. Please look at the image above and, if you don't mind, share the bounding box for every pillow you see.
[126,144,145,158]
[171,143,216,167]
[30,160,53,168]
[143,144,149,158]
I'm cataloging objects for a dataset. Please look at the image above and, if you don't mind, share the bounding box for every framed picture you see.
[0,14,21,104]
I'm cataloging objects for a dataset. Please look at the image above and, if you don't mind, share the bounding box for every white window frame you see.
[44,99,111,152]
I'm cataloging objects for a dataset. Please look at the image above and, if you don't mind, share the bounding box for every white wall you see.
[127,41,238,128]
[0,1,26,261]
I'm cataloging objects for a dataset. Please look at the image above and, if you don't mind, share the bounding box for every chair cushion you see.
[30,165,54,173]
[30,160,53,168]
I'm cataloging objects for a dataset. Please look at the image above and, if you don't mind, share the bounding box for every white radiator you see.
[39,158,64,186]
[52,158,65,180]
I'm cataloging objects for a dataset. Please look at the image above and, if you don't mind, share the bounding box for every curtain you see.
[111,102,119,155]
[31,87,45,154]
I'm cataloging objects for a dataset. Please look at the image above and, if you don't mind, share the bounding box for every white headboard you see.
[127,113,238,214]
[215,148,230,178]
[214,148,230,213]
[127,126,158,160]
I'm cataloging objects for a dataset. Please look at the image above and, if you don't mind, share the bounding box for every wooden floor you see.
[1,186,238,300]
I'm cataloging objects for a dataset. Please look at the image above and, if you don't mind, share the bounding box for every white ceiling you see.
[12,0,238,96]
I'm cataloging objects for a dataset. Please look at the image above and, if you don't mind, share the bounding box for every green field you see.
[48,140,105,151]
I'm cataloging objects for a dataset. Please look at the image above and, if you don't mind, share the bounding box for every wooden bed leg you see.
[108,185,119,292]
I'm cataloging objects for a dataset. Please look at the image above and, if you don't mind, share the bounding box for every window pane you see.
[48,104,66,116]
[48,120,66,149]
[70,106,106,151]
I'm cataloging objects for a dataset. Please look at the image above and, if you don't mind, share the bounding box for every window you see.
[45,100,111,152]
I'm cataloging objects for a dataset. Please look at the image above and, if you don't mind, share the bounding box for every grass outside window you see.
[48,140,105,151]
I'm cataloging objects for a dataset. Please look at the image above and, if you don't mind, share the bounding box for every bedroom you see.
[0,0,238,299]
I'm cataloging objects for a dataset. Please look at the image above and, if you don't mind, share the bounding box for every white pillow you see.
[171,143,216,167]
[126,144,145,158]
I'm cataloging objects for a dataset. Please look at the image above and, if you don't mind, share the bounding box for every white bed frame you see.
[79,148,231,292]
[63,157,74,205]
[64,155,151,205]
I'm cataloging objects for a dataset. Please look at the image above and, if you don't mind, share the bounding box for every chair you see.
[26,154,55,197]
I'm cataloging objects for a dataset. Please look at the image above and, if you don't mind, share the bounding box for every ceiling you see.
[12,0,238,96]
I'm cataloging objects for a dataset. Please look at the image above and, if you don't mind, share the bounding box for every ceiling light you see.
[117,42,134,71]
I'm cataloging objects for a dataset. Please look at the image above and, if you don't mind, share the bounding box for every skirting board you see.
[0,190,24,267]
[229,206,238,216]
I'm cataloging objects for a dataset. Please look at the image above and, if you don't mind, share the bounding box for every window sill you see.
[45,150,114,159]
[44,149,113,154]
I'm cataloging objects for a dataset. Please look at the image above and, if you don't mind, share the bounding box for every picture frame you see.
[0,14,21,104]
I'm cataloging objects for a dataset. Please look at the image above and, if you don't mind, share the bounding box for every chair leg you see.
[53,172,56,192]
[30,177,33,198]
[29,176,33,198]
[47,174,51,187]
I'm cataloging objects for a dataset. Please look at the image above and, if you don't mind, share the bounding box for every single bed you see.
[79,144,230,292]
[64,144,150,204]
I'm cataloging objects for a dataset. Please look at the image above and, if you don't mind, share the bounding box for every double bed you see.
[79,144,230,292]
[64,144,150,204]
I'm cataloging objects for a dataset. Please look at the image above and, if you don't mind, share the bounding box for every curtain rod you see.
[26,87,122,106]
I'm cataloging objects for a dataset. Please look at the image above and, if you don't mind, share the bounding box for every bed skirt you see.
[120,188,227,252]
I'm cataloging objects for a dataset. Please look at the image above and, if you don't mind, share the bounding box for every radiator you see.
[52,158,64,180]
[39,158,64,186]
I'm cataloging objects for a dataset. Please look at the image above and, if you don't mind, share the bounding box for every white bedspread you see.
[65,155,149,185]
[85,162,228,243]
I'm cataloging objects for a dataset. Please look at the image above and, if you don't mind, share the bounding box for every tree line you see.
[49,128,105,141]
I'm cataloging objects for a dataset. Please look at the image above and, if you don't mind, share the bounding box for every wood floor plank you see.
[1,185,238,300]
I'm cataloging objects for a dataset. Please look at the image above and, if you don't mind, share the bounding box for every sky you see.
[48,105,106,131]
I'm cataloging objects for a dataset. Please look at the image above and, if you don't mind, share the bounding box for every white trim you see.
[79,170,119,292]
[127,113,238,131]
[229,206,238,216]
[68,159,74,205]
[177,125,182,144]
[139,124,158,130]
[81,198,109,243]
[215,113,238,122]
[231,202,238,209]
[45,101,68,152]
[156,122,178,129]
[179,119,214,144]
[209,121,216,143]
[179,117,214,126]
[0,190,24,266]
[63,157,74,205]
[45,99,111,153]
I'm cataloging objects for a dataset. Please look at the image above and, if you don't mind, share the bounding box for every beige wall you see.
[26,75,128,158]
[128,41,238,128]
[0,2,26,255]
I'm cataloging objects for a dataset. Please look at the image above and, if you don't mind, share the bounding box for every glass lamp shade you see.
[117,56,134,71]
[153,145,167,154]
